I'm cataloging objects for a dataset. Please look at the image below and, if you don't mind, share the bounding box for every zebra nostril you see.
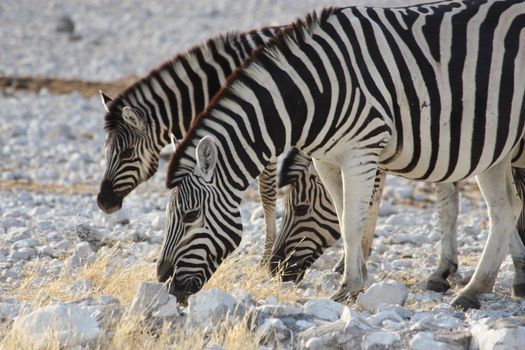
[157,260,174,283]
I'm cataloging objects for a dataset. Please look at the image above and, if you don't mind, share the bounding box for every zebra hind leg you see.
[258,161,277,267]
[426,182,459,293]
[452,156,519,310]
[511,167,525,297]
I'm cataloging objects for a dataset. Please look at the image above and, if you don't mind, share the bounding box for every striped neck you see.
[167,7,367,191]
[104,28,281,146]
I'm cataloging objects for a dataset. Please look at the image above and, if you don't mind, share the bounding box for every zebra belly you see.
[378,123,523,183]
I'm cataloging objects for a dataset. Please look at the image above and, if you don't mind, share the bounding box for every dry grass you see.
[5,247,155,306]
[0,248,299,349]
[0,75,136,98]
[0,179,97,195]
[204,252,305,304]
[106,312,260,350]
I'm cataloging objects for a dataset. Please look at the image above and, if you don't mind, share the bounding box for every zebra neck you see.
[123,30,281,148]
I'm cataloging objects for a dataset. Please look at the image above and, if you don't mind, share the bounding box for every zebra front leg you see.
[258,161,277,267]
[333,170,386,273]
[452,156,519,310]
[426,182,459,293]
[316,155,379,302]
[511,167,525,297]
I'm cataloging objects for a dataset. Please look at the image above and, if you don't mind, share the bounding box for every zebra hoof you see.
[512,283,525,298]
[426,277,451,293]
[451,294,481,311]
[330,284,361,304]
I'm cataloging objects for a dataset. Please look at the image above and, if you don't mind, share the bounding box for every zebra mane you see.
[102,30,259,132]
[166,7,340,188]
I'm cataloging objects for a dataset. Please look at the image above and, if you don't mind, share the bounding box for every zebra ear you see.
[122,106,145,130]
[195,136,218,181]
[99,90,113,112]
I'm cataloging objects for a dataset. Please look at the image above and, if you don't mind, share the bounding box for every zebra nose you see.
[157,260,174,283]
[96,180,122,214]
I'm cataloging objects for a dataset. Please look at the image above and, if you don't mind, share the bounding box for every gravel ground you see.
[1,1,525,349]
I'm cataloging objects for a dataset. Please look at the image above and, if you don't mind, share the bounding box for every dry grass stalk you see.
[6,247,155,306]
[204,251,304,304]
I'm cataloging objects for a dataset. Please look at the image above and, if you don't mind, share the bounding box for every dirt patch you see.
[0,75,137,98]
[0,179,97,195]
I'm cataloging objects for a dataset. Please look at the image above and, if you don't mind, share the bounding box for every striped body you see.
[271,145,525,284]
[161,1,525,307]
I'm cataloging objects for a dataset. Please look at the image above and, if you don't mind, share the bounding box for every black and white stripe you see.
[271,145,525,293]
[95,27,282,262]
[162,1,525,309]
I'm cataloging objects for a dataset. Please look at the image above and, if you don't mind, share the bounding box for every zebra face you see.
[270,149,340,282]
[97,94,161,214]
[157,136,243,302]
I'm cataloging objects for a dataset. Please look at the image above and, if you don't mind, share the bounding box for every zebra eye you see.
[120,147,134,160]
[183,208,200,223]
[295,204,310,216]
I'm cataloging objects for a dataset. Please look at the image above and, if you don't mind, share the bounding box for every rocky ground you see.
[1,1,525,349]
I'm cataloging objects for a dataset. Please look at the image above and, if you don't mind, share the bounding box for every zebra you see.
[270,146,525,297]
[159,1,525,310]
[95,28,283,263]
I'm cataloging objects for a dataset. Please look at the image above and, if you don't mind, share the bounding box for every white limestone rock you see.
[376,303,413,320]
[302,299,345,322]
[300,312,371,350]
[362,331,401,350]
[367,310,404,327]
[470,317,525,350]
[410,312,465,332]
[410,332,444,350]
[257,318,291,344]
[152,295,179,318]
[357,280,409,313]
[187,288,237,330]
[0,302,22,321]
[66,242,96,270]
[11,304,101,348]
[129,282,170,316]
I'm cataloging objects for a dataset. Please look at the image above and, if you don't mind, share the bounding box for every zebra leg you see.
[426,182,459,293]
[333,170,386,273]
[258,161,277,267]
[452,156,519,310]
[511,167,525,297]
[316,156,379,302]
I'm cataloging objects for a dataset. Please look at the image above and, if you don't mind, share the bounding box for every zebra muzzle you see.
[96,180,123,214]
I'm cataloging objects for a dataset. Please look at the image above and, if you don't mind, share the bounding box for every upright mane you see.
[102,31,252,132]
[166,7,340,188]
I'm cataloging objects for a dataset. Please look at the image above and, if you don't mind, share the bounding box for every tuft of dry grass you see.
[107,312,260,350]
[204,251,304,304]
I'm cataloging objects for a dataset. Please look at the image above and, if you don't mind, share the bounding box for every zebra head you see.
[270,149,340,282]
[157,136,243,302]
[97,91,162,214]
